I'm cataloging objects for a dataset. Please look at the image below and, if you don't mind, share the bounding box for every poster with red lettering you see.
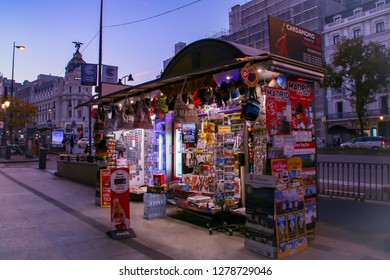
[265,79,315,155]
[100,169,111,207]
[110,167,130,230]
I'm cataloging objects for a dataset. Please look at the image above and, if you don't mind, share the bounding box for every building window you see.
[376,1,385,7]
[353,8,362,15]
[376,22,385,33]
[381,95,389,115]
[333,34,340,45]
[68,110,72,118]
[69,86,72,93]
[333,15,341,22]
[336,101,343,118]
[353,28,362,38]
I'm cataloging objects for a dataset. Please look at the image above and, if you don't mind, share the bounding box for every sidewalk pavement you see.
[1,155,390,260]
[0,154,39,163]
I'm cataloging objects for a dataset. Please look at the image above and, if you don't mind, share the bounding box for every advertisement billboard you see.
[269,15,323,67]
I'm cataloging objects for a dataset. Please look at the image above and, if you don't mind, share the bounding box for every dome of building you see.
[65,48,86,74]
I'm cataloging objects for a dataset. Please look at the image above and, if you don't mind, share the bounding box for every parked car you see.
[340,136,386,149]
[77,138,93,149]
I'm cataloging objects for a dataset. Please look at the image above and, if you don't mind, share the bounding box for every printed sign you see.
[80,63,97,86]
[110,168,130,230]
[99,169,111,207]
[102,65,119,84]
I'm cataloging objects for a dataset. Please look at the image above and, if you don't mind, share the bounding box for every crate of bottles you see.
[143,193,166,219]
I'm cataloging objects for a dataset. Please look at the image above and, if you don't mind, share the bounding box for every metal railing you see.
[317,161,390,202]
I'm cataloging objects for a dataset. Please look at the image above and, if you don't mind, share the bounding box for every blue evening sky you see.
[0,0,246,85]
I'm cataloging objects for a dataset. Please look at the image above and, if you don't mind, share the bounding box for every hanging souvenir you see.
[173,92,199,123]
[117,97,134,130]
[242,88,261,121]
[104,105,119,133]
[133,99,154,129]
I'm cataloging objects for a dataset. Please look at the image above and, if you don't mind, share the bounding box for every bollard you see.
[39,148,47,169]
[5,145,11,160]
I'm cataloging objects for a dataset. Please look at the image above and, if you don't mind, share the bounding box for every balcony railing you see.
[327,108,389,121]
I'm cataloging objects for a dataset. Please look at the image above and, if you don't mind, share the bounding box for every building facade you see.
[322,0,390,144]
[15,45,93,147]
[225,0,347,144]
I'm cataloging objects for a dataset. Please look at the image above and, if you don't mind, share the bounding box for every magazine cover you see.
[287,212,297,239]
[275,188,304,215]
[271,158,289,189]
[296,210,306,236]
[305,200,317,231]
[276,215,288,242]
[287,157,303,187]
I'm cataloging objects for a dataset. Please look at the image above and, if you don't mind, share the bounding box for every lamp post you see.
[9,41,25,145]
[117,74,134,85]
[1,100,10,146]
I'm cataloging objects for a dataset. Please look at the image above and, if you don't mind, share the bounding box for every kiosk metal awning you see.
[76,38,324,108]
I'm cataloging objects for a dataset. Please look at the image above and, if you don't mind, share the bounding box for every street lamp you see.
[10,42,26,98]
[1,100,10,146]
[9,41,25,145]
[117,74,134,85]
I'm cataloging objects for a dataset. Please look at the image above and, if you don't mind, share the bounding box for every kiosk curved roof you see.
[162,38,266,79]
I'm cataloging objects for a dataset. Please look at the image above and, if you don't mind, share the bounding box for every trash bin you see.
[5,145,11,160]
[39,148,47,169]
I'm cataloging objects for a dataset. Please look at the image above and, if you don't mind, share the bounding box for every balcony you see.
[327,109,388,121]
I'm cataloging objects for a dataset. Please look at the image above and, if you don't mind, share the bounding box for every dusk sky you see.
[0,0,246,86]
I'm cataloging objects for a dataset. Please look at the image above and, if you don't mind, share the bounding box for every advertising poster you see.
[51,130,64,145]
[268,15,323,67]
[265,79,316,155]
[110,167,130,230]
[271,159,289,189]
[99,169,111,207]
[80,63,97,86]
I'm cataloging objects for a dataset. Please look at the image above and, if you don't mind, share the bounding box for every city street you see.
[1,154,390,260]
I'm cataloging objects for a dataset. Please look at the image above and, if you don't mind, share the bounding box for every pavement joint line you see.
[0,169,172,260]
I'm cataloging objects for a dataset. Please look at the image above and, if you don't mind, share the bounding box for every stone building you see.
[15,44,93,147]
[322,0,390,144]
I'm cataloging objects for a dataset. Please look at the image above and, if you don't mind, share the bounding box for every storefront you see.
[79,31,324,258]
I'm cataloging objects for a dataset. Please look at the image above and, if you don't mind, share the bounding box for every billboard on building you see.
[268,15,323,67]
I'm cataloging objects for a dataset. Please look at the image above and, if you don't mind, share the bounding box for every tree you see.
[0,96,38,144]
[322,37,390,135]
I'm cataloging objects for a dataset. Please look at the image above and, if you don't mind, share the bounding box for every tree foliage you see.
[1,96,37,143]
[321,37,390,135]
